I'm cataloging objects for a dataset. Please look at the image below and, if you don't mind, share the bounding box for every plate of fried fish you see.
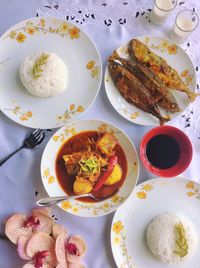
[41,119,139,217]
[105,36,199,126]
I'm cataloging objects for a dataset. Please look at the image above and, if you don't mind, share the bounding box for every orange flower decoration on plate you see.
[86,60,100,79]
[167,44,177,55]
[16,32,26,43]
[60,22,68,33]
[86,60,95,70]
[136,183,153,199]
[69,26,80,39]
[181,69,189,78]
[136,191,147,199]
[26,27,36,35]
[61,201,72,210]
[76,105,84,112]
[43,167,55,184]
[19,111,32,121]
[4,106,32,121]
[70,104,75,111]
[39,18,45,27]
[186,181,194,189]
[186,181,200,199]
[112,220,124,235]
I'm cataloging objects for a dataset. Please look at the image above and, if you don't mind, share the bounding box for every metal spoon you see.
[36,193,99,207]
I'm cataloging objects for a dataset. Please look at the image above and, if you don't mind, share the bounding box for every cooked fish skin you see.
[108,58,169,125]
[129,39,199,102]
[158,94,180,113]
[111,55,180,113]
[113,57,164,102]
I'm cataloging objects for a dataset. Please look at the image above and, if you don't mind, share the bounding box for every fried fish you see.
[108,57,169,125]
[110,54,180,113]
[129,39,199,102]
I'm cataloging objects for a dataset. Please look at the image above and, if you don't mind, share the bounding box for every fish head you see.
[108,59,124,83]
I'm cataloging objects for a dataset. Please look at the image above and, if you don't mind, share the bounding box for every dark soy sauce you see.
[146,134,180,169]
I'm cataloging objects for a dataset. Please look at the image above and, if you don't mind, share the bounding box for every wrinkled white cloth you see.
[0,1,200,268]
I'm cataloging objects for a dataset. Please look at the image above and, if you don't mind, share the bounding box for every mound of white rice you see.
[146,212,197,264]
[19,52,67,98]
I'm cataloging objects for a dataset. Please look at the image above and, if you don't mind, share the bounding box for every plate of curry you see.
[41,119,139,217]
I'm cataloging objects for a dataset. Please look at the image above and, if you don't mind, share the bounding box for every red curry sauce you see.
[55,131,127,202]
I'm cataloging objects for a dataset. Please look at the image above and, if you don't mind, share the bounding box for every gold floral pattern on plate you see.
[180,69,194,86]
[60,194,125,216]
[112,220,134,268]
[144,37,178,55]
[86,60,100,79]
[97,123,109,133]
[56,104,84,125]
[96,123,121,135]
[3,19,81,43]
[120,108,140,120]
[136,183,153,199]
[53,126,76,142]
[3,106,32,121]
[68,26,80,39]
[61,201,72,210]
[186,181,200,199]
[43,167,55,184]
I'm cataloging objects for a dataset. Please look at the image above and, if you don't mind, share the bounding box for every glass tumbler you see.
[170,10,199,43]
[150,0,178,25]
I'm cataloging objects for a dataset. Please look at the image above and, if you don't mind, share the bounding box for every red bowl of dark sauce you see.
[140,125,193,177]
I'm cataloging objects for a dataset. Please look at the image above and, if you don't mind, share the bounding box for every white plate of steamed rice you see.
[0,17,102,128]
[111,177,200,268]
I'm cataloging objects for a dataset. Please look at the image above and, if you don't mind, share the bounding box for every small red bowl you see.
[140,125,193,177]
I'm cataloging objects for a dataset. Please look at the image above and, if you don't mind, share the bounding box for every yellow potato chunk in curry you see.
[73,180,93,195]
[104,164,122,185]
[97,133,118,156]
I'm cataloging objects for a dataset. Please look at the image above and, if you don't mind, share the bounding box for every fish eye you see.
[113,63,117,69]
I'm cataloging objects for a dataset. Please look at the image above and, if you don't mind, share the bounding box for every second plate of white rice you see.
[111,177,200,268]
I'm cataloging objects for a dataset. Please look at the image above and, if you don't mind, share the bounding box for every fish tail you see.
[187,91,200,102]
[159,114,171,125]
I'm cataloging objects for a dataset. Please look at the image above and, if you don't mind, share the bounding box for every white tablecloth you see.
[0,1,200,267]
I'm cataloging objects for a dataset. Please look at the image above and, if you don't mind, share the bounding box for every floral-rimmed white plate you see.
[104,36,196,126]
[0,17,102,129]
[40,119,139,217]
[111,177,200,268]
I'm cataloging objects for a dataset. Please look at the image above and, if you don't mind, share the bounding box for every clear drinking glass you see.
[170,10,199,44]
[150,0,178,25]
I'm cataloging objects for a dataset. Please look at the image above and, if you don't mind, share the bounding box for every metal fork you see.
[0,129,45,166]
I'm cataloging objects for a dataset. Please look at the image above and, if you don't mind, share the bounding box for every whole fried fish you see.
[129,39,199,102]
[110,54,180,113]
[108,58,169,125]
